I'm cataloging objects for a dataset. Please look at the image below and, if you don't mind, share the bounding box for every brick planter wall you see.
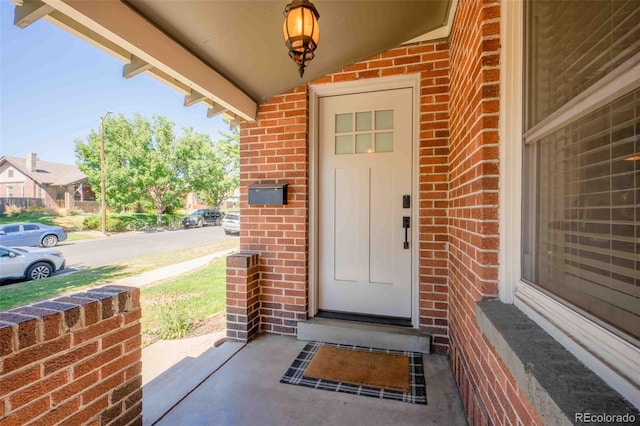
[0,286,142,426]
[447,0,542,424]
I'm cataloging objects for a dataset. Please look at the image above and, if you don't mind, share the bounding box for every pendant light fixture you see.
[282,0,320,77]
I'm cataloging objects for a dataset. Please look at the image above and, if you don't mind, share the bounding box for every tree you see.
[76,114,192,225]
[184,117,240,209]
[76,114,241,226]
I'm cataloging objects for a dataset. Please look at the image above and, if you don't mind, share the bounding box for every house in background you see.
[185,187,240,211]
[0,153,97,213]
[1,1,638,425]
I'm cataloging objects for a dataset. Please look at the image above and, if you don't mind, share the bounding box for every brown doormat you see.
[280,341,427,404]
[303,345,410,392]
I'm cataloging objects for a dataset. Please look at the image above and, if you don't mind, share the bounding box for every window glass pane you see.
[375,133,394,152]
[523,89,640,340]
[375,110,393,130]
[336,113,352,133]
[356,134,372,153]
[335,135,353,155]
[526,0,640,129]
[356,112,372,131]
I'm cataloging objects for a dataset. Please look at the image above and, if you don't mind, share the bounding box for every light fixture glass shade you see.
[283,0,320,77]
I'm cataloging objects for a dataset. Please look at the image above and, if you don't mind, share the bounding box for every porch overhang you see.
[12,0,456,122]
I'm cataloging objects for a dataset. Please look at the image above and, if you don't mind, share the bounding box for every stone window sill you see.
[475,301,638,425]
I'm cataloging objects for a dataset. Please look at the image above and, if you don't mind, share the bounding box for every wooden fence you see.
[0,197,44,215]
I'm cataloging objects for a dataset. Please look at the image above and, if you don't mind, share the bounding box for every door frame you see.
[308,74,421,328]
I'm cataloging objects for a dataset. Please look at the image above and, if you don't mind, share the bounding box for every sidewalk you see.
[109,247,236,288]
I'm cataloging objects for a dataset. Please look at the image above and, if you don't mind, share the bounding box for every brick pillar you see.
[226,251,260,341]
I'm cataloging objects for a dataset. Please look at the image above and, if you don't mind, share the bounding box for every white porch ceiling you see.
[13,0,454,121]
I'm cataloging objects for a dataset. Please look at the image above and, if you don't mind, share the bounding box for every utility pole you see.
[99,111,113,236]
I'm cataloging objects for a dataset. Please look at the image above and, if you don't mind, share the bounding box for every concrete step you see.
[297,317,431,353]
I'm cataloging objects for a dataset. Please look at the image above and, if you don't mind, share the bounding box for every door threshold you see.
[315,310,412,327]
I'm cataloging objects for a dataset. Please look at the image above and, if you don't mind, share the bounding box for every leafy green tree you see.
[75,114,240,226]
[76,114,188,225]
[184,117,240,209]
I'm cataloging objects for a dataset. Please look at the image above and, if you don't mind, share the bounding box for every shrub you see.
[158,301,192,339]
[106,217,127,232]
[67,210,80,216]
[4,204,22,217]
[83,216,101,230]
[82,215,127,232]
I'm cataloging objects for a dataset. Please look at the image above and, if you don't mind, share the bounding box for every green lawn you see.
[0,211,184,232]
[140,258,227,336]
[0,237,239,311]
[0,212,60,226]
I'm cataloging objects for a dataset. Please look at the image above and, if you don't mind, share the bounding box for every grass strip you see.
[0,238,238,310]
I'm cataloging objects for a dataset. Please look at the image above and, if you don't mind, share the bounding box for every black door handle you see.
[402,216,410,249]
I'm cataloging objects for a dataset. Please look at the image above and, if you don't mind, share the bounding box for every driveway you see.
[57,226,234,269]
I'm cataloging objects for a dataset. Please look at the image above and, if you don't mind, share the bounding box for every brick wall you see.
[0,286,142,426]
[239,87,309,335]
[447,0,542,424]
[238,40,451,346]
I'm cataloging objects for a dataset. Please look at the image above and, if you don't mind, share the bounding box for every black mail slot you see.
[248,183,288,205]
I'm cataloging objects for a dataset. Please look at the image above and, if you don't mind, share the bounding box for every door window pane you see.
[336,113,352,133]
[356,112,372,131]
[375,110,394,130]
[335,135,353,155]
[356,134,373,153]
[375,133,394,152]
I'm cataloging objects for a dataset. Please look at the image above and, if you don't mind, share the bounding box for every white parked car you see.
[221,212,240,235]
[0,245,66,281]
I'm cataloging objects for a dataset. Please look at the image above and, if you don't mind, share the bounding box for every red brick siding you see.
[0,286,142,426]
[239,86,309,335]
[238,40,451,348]
[447,0,541,424]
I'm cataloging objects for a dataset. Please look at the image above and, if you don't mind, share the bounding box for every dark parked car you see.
[0,223,67,247]
[182,209,222,228]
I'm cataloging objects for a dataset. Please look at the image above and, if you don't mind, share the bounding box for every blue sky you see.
[0,0,227,165]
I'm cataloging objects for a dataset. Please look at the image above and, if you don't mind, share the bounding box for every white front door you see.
[318,88,413,318]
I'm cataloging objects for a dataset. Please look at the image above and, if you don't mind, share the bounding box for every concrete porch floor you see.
[149,333,467,426]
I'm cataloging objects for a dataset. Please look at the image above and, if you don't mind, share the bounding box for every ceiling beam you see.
[41,0,257,121]
[123,55,153,79]
[184,89,207,108]
[14,0,55,28]
[207,104,227,119]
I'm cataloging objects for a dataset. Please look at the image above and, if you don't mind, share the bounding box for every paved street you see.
[57,225,234,269]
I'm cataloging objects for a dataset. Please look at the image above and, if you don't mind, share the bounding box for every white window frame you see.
[499,0,640,407]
